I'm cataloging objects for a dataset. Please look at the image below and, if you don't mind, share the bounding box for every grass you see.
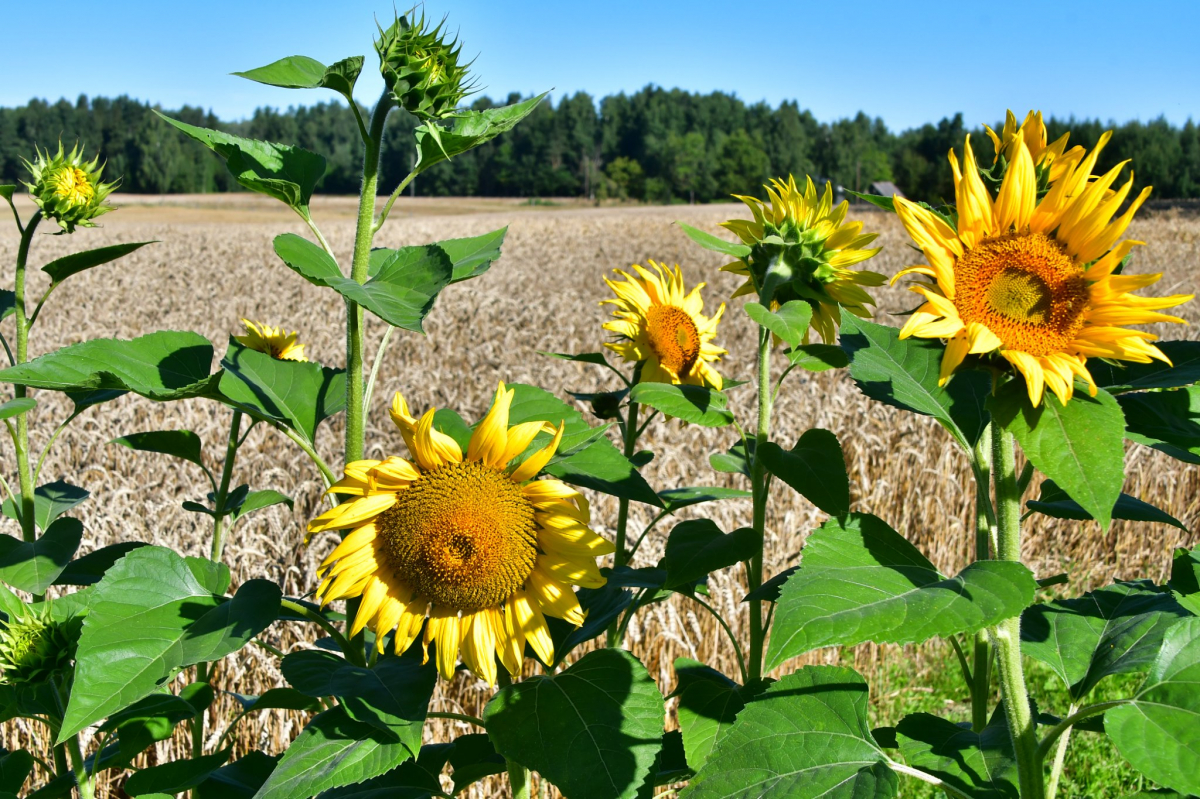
[1,198,1196,796]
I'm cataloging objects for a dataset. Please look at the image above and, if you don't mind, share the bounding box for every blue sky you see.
[5,0,1198,131]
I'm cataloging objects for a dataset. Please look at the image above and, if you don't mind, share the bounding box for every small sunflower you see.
[721,175,885,343]
[602,261,726,389]
[894,128,1193,406]
[234,319,307,362]
[23,143,117,233]
[308,383,613,683]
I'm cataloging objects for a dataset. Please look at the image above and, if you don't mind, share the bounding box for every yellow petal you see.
[308,493,397,534]
[528,568,586,626]
[509,422,564,483]
[995,138,1036,232]
[468,382,513,468]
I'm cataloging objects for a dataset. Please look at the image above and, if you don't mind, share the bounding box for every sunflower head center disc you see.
[378,460,537,612]
[645,304,701,377]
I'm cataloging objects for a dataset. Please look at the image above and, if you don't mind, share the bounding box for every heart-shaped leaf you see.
[759,428,850,515]
[370,227,507,284]
[413,94,548,174]
[744,301,812,348]
[896,711,1017,798]
[111,430,204,469]
[233,55,363,105]
[1,480,89,533]
[629,383,734,427]
[0,517,82,594]
[660,520,756,590]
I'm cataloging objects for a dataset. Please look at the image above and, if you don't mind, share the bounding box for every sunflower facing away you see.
[603,260,726,388]
[894,121,1193,406]
[307,383,613,683]
[234,319,308,362]
[721,175,884,343]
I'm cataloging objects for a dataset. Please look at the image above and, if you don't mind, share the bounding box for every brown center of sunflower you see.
[51,167,94,206]
[954,232,1090,356]
[645,304,701,377]
[376,459,537,613]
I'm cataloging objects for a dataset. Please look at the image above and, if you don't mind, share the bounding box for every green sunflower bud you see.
[0,603,73,685]
[22,143,118,233]
[375,10,477,122]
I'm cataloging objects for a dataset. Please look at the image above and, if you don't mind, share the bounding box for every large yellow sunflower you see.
[602,260,726,389]
[234,319,307,362]
[721,175,884,343]
[307,383,613,683]
[894,128,1193,406]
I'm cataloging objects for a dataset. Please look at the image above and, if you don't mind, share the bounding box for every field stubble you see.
[2,196,1198,797]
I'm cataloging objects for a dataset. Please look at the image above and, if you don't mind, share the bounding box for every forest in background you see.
[2,88,1199,206]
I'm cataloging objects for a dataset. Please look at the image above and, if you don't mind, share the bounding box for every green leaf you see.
[484,649,663,799]
[896,711,1017,798]
[0,185,14,202]
[231,687,321,714]
[40,241,154,284]
[414,94,548,173]
[759,429,850,515]
[372,227,508,285]
[111,430,204,469]
[766,513,1037,669]
[0,331,219,401]
[989,382,1126,530]
[156,113,325,216]
[840,317,990,449]
[1,480,90,532]
[0,749,33,794]
[0,517,82,594]
[677,679,745,774]
[676,222,751,259]
[252,705,425,799]
[785,343,849,372]
[844,190,896,212]
[543,351,615,368]
[1170,546,1200,616]
[1090,342,1200,393]
[709,440,753,477]
[1022,580,1190,700]
[99,691,199,733]
[274,234,452,333]
[60,547,280,740]
[742,567,797,603]
[220,338,345,445]
[544,581,634,666]
[658,487,751,512]
[1120,386,1200,463]
[186,557,231,595]
[0,291,14,323]
[546,437,661,506]
[682,665,896,798]
[312,748,448,798]
[1027,479,1186,530]
[1106,618,1200,794]
[447,733,507,795]
[229,490,292,522]
[125,749,232,796]
[194,751,277,799]
[744,301,812,348]
[68,388,127,412]
[233,55,364,105]
[629,383,733,427]
[53,542,147,586]
[0,398,35,420]
[660,520,757,590]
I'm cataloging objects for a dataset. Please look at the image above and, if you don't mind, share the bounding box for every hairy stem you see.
[192,661,208,760]
[747,326,772,680]
[12,212,42,547]
[210,410,243,563]
[1044,702,1076,799]
[606,398,640,647]
[972,423,995,733]
[989,420,1043,799]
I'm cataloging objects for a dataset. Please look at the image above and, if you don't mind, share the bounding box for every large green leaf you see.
[1170,546,1200,616]
[1,480,89,532]
[840,317,989,449]
[989,382,1126,530]
[1027,479,1186,530]
[1120,386,1200,464]
[1022,581,1190,700]
[744,301,812,348]
[1106,618,1200,794]
[766,514,1037,669]
[253,705,426,799]
[156,113,325,216]
[758,428,850,515]
[233,55,363,104]
[677,677,745,774]
[683,666,896,798]
[896,711,1017,798]
[0,518,82,594]
[660,520,756,590]
[0,331,219,401]
[41,241,154,284]
[111,430,204,469]
[629,383,734,427]
[414,94,548,173]
[484,649,663,799]
[60,547,280,740]
[274,233,452,333]
[125,749,232,796]
[1090,342,1200,393]
[220,338,345,445]
[370,227,508,284]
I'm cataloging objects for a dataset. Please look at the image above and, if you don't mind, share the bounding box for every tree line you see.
[3,90,1199,206]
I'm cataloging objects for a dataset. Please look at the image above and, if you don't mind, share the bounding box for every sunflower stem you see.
[210,410,243,563]
[747,325,772,681]
[498,671,531,799]
[606,398,640,647]
[191,661,208,760]
[1044,702,1077,799]
[988,418,1043,799]
[971,423,995,733]
[12,212,41,549]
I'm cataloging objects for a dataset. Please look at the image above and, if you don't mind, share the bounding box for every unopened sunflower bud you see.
[22,143,118,233]
[0,603,73,685]
[375,11,476,121]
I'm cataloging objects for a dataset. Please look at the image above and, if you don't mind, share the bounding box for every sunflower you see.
[602,261,726,389]
[234,319,307,362]
[984,109,1083,183]
[307,383,613,683]
[894,129,1193,406]
[721,175,884,343]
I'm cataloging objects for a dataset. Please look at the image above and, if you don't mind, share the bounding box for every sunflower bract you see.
[375,10,476,122]
[721,175,885,343]
[0,604,73,685]
[306,382,614,684]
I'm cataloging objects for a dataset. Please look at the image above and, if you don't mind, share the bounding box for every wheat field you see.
[2,194,1198,797]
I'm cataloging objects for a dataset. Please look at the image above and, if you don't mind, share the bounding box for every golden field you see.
[1,194,1198,797]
